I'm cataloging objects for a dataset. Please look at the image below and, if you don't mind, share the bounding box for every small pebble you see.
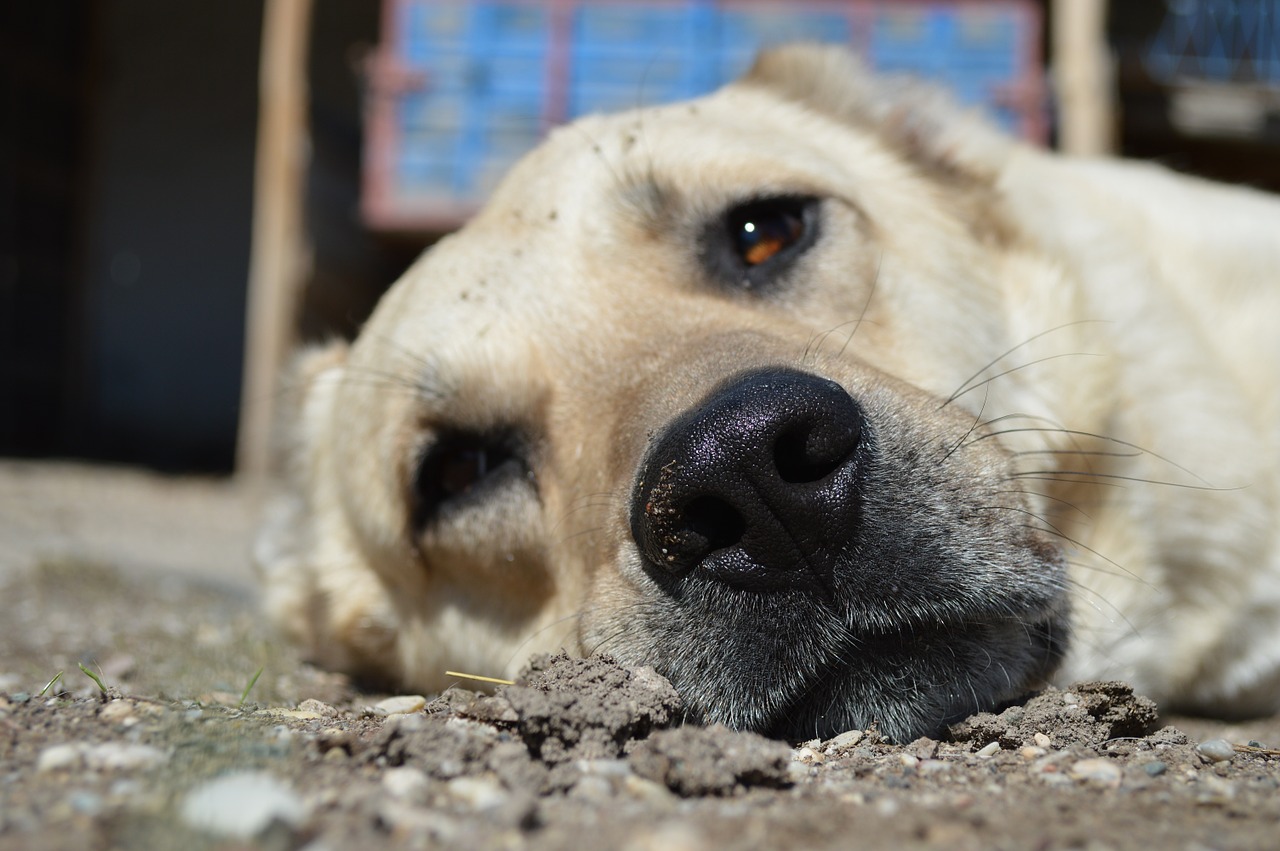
[899,754,919,768]
[975,741,1001,758]
[1069,758,1122,786]
[181,771,307,839]
[794,746,825,764]
[99,701,138,726]
[382,767,430,801]
[825,729,864,752]
[621,775,675,804]
[35,742,166,774]
[1033,732,1052,748]
[297,699,339,717]
[1196,739,1236,763]
[85,743,166,772]
[446,775,508,811]
[1143,760,1168,777]
[37,744,85,773]
[374,695,427,716]
[1019,746,1046,760]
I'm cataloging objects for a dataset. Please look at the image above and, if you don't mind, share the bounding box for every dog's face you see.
[261,47,1075,741]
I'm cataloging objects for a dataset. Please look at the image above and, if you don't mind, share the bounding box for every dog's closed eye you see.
[702,196,822,292]
[412,431,530,529]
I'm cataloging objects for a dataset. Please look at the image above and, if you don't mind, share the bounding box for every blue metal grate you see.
[365,0,1043,230]
[1146,0,1280,85]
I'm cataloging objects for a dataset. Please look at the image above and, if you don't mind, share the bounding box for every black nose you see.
[630,369,865,591]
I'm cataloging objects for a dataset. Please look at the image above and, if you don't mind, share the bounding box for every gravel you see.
[3,464,1280,850]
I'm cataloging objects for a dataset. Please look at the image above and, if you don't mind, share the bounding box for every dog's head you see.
[259,46,1078,741]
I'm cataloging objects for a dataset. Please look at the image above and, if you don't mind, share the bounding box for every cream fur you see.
[258,45,1280,722]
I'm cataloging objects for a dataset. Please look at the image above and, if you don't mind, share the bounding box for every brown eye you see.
[729,199,808,267]
[700,195,821,292]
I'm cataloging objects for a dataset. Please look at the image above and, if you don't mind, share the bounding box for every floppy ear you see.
[253,340,399,680]
[253,341,349,651]
[740,43,1015,180]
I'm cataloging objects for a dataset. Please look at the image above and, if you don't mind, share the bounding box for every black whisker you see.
[1010,469,1234,492]
[997,488,1095,522]
[967,425,1213,485]
[940,319,1109,409]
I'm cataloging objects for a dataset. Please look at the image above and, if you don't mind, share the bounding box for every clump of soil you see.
[499,652,682,763]
[629,724,793,795]
[947,681,1161,748]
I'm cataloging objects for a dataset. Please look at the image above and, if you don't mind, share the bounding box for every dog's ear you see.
[253,340,399,670]
[255,340,400,679]
[253,341,349,647]
[740,43,1014,180]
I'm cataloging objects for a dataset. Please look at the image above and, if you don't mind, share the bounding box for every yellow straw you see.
[444,670,515,686]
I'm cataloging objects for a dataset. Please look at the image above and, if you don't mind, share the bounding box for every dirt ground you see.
[2,461,1279,850]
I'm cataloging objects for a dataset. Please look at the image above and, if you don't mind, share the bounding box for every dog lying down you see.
[257,45,1280,742]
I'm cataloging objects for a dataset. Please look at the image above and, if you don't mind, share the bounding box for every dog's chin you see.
[764,614,1068,742]
[599,579,1070,743]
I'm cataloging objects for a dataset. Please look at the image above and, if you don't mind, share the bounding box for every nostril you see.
[773,419,860,484]
[683,495,746,553]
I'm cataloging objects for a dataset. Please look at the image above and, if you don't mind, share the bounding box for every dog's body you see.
[258,47,1280,740]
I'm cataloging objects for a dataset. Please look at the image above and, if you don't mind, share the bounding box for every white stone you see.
[445,775,508,811]
[374,695,427,716]
[84,743,166,772]
[1196,738,1237,763]
[794,746,825,764]
[1069,758,1122,786]
[181,771,307,839]
[99,700,137,725]
[826,729,864,750]
[37,743,85,773]
[382,767,430,801]
[975,741,1001,758]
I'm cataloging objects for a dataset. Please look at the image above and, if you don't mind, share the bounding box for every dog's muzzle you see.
[630,368,865,592]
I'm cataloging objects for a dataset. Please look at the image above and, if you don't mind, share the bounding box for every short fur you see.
[257,46,1280,740]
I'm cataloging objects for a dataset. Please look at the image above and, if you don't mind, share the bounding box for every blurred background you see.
[3,0,1279,478]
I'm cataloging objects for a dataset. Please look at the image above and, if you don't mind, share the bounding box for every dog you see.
[256,45,1280,741]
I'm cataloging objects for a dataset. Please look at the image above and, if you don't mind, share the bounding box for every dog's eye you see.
[729,199,808,267]
[412,432,527,528]
[703,196,821,291]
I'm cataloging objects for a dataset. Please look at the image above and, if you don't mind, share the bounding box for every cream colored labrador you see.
[257,46,1280,740]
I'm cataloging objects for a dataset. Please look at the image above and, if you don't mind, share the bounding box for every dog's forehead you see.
[394,84,891,303]
[352,82,909,389]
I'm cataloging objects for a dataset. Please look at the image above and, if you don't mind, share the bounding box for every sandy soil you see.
[2,461,1279,850]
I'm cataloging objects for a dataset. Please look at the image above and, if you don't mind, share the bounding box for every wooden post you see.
[1054,0,1114,156]
[237,0,314,478]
